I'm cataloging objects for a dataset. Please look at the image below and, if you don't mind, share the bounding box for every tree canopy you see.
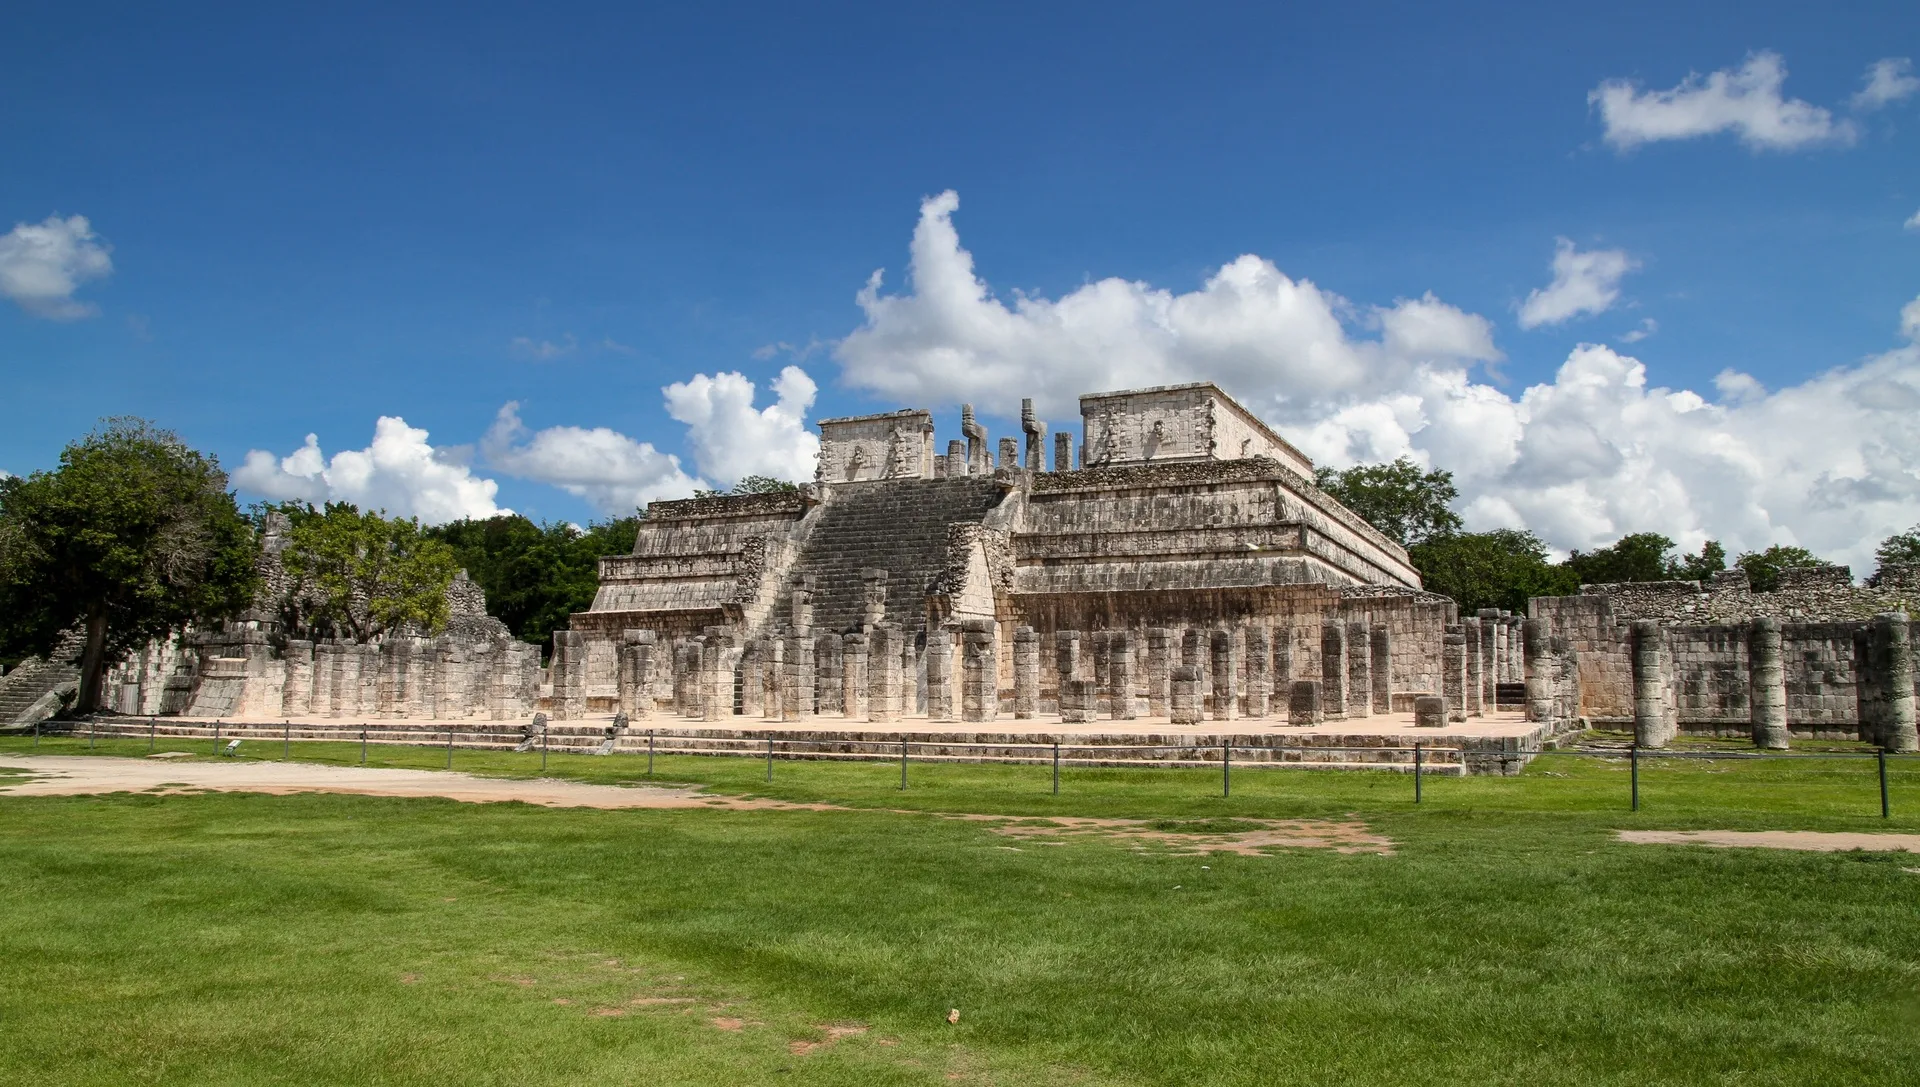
[268,502,460,641]
[0,419,257,708]
[426,514,639,648]
[1313,458,1462,547]
[691,475,802,500]
[1732,545,1839,592]
[1874,524,1920,584]
[1408,530,1578,614]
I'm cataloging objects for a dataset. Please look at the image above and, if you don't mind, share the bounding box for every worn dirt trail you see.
[1617,829,1920,852]
[0,755,828,811]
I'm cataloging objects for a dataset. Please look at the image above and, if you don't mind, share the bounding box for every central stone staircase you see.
[773,476,1010,635]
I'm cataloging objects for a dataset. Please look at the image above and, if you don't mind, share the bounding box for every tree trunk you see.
[76,607,109,714]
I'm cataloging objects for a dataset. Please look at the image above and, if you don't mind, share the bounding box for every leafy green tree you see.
[1733,545,1839,592]
[427,514,640,647]
[1671,540,1727,583]
[0,419,258,710]
[692,475,802,499]
[1409,530,1578,614]
[1313,458,1463,546]
[1562,532,1677,587]
[274,502,460,640]
[1872,524,1920,583]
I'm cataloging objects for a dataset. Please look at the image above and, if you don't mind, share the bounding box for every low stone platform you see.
[67,708,1565,775]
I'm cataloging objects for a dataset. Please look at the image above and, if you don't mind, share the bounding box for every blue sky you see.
[2,1,1917,567]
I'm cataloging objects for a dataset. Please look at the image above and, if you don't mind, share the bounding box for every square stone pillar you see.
[1443,630,1467,722]
[1054,432,1073,472]
[947,439,967,476]
[1055,630,1081,698]
[868,625,901,722]
[1145,628,1172,718]
[842,634,869,720]
[783,630,814,721]
[997,437,1018,470]
[926,626,956,721]
[1414,694,1446,728]
[1012,626,1039,719]
[1209,629,1237,720]
[1108,631,1135,720]
[1170,666,1202,725]
[550,630,589,721]
[1869,612,1917,753]
[1464,617,1485,717]
[762,637,785,720]
[1523,618,1553,723]
[741,640,766,718]
[899,631,918,717]
[699,632,733,722]
[815,635,844,716]
[311,642,336,718]
[282,640,313,716]
[1091,632,1112,714]
[1370,625,1392,714]
[1748,617,1789,750]
[1345,620,1372,720]
[1060,679,1096,723]
[619,630,656,720]
[1632,620,1674,747]
[1243,627,1270,719]
[960,620,997,723]
[1288,679,1321,726]
[1274,629,1294,691]
[1320,621,1347,720]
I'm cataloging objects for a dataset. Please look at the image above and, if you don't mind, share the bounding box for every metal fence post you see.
[212,720,220,755]
[89,718,96,751]
[1052,741,1060,796]
[647,729,654,776]
[766,734,774,783]
[360,726,367,766]
[899,737,908,790]
[541,729,549,773]
[284,720,291,761]
[148,716,155,753]
[446,726,454,769]
[1414,741,1423,804]
[34,720,40,749]
[1222,742,1231,798]
[1630,742,1639,812]
[1880,750,1890,819]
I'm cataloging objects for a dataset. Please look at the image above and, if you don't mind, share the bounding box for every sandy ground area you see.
[0,754,825,811]
[1617,829,1920,852]
[0,754,1391,854]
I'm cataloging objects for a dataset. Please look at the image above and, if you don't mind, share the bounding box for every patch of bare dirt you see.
[0,755,835,811]
[942,813,1394,856]
[709,1016,745,1031]
[789,1023,868,1055]
[1617,830,1920,852]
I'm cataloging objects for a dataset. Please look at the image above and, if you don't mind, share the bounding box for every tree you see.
[1671,540,1727,583]
[0,419,258,710]
[427,514,640,647]
[1313,458,1463,546]
[1872,524,1920,584]
[1562,533,1676,587]
[1409,530,1578,614]
[692,475,802,499]
[1733,545,1839,592]
[273,502,460,641]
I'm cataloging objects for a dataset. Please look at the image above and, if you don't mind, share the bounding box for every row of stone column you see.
[1620,613,1917,751]
[281,635,539,719]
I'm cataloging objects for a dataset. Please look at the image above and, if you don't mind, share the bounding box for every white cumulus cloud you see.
[837,190,1500,421]
[1517,239,1638,329]
[1904,208,1920,231]
[1589,51,1855,152]
[827,192,1920,571]
[664,366,822,485]
[481,402,702,515]
[235,417,508,524]
[1853,57,1919,111]
[0,214,113,320]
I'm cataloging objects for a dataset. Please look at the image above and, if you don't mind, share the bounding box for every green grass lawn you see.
[2,733,1917,1086]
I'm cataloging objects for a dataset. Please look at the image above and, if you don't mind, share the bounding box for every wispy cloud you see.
[1590,51,1854,152]
[1518,239,1638,329]
[1853,57,1919,112]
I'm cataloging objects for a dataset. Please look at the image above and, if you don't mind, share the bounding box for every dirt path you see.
[0,755,828,811]
[1617,829,1920,852]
